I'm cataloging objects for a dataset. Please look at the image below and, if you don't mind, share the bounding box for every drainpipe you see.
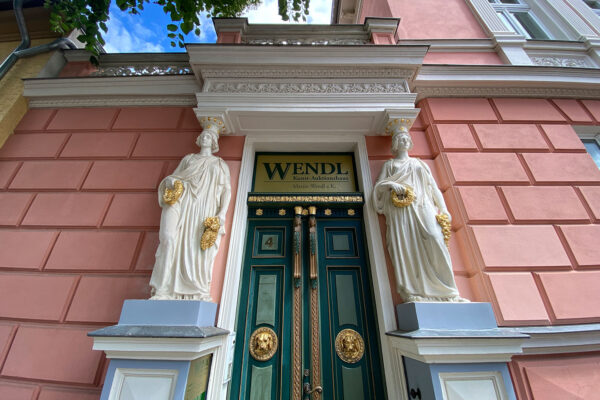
[0,0,77,80]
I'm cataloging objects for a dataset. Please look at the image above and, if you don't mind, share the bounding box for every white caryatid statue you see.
[373,119,467,303]
[150,117,231,302]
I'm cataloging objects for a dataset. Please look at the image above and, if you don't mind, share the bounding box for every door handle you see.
[303,369,323,399]
[303,382,323,398]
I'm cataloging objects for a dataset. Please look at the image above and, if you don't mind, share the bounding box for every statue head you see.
[196,130,219,153]
[197,116,224,153]
[391,131,413,154]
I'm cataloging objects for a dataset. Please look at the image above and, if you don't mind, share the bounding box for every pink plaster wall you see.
[416,97,600,327]
[387,0,488,39]
[0,107,243,396]
[368,98,600,328]
[358,0,392,23]
[510,353,600,400]
[423,52,504,65]
[366,119,478,307]
[366,98,600,399]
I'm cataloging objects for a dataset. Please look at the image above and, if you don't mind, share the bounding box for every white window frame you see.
[583,0,600,16]
[574,125,600,169]
[488,0,553,39]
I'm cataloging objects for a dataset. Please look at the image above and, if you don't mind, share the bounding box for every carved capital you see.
[198,115,226,135]
[385,118,413,137]
[379,108,420,136]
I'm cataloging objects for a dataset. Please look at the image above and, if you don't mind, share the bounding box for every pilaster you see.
[389,303,528,400]
[90,300,228,400]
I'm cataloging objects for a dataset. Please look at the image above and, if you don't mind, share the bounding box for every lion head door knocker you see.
[249,327,278,361]
[335,329,365,364]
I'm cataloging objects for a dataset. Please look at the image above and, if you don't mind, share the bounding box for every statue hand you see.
[392,184,405,196]
[164,176,177,188]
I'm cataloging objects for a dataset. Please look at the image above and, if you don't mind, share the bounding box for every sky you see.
[103,0,333,53]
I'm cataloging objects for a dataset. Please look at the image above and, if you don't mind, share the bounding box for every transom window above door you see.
[488,0,551,39]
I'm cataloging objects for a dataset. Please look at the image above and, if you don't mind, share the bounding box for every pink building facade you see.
[1,0,600,399]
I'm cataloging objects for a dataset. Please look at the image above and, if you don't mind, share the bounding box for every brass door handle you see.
[303,369,323,399]
[303,382,323,397]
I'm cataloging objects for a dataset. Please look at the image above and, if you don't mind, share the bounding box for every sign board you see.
[184,354,213,400]
[253,153,357,193]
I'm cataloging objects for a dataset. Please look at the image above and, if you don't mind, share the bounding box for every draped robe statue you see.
[373,128,466,302]
[150,123,231,301]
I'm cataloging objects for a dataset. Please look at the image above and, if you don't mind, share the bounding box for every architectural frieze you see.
[530,56,589,68]
[244,38,368,45]
[90,64,192,77]
[199,66,415,80]
[206,82,408,94]
[28,95,197,108]
[416,86,600,100]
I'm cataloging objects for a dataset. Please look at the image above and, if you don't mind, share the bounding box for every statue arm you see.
[420,160,451,219]
[216,161,232,234]
[372,161,398,213]
[157,154,192,208]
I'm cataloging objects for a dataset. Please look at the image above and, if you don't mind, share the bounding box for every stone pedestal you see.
[89,300,228,400]
[388,302,528,400]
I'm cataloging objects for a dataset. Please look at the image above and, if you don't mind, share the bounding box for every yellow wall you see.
[0,38,54,147]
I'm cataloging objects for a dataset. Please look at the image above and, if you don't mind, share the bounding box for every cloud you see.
[195,12,217,43]
[103,0,333,51]
[104,7,165,53]
[242,0,332,24]
[306,0,332,24]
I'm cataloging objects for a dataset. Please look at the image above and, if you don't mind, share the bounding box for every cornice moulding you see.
[388,336,526,363]
[63,50,190,64]
[28,95,197,108]
[515,324,600,355]
[187,45,429,71]
[398,39,496,52]
[198,65,415,80]
[523,40,588,51]
[92,335,226,360]
[23,75,199,108]
[194,92,418,135]
[414,64,600,99]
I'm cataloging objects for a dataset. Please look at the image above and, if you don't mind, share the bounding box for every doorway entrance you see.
[230,203,384,400]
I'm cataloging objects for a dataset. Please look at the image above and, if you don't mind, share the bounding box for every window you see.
[574,126,600,169]
[583,138,600,169]
[584,0,600,17]
[488,0,551,39]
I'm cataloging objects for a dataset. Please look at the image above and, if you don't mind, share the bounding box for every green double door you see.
[231,206,384,400]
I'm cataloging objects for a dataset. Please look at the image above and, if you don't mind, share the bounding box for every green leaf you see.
[167,23,178,31]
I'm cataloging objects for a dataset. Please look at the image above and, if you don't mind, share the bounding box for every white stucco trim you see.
[23,75,199,108]
[413,64,600,100]
[92,335,226,361]
[515,324,600,355]
[388,335,526,364]
[214,133,403,400]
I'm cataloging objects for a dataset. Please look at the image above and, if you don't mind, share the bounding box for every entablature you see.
[189,44,426,135]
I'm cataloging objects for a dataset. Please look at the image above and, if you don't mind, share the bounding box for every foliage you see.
[44,0,310,62]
